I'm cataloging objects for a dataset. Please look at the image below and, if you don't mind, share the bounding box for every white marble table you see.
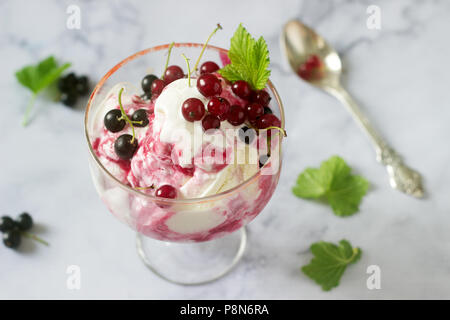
[1,0,449,299]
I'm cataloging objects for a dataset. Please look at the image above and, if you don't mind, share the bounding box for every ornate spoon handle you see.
[329,86,424,198]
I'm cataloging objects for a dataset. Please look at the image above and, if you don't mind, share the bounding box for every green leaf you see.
[292,156,369,216]
[15,56,71,94]
[218,24,270,90]
[15,56,71,126]
[302,239,362,291]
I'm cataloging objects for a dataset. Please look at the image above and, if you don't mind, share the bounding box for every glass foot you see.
[136,228,247,285]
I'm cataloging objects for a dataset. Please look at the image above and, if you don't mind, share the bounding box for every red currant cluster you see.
[180,61,281,133]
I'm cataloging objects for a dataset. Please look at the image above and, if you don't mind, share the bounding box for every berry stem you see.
[161,42,175,79]
[135,185,155,190]
[22,93,37,127]
[263,126,287,137]
[118,88,136,143]
[181,54,191,87]
[21,231,49,246]
[193,23,222,72]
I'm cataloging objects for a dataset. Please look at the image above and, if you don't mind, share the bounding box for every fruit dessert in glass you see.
[85,25,285,284]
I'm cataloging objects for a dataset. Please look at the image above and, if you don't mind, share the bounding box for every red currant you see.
[297,64,313,80]
[200,61,220,74]
[155,185,177,199]
[182,98,206,122]
[306,55,321,69]
[256,114,281,129]
[164,65,184,84]
[197,73,222,97]
[151,79,166,95]
[245,102,264,121]
[202,114,221,131]
[207,97,230,120]
[227,105,246,126]
[250,90,271,107]
[231,80,252,99]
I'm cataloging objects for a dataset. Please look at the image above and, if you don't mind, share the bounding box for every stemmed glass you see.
[84,43,285,285]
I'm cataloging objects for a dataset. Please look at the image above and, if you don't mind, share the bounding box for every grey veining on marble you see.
[1,0,450,299]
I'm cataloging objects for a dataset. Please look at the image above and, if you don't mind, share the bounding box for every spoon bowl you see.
[281,20,342,90]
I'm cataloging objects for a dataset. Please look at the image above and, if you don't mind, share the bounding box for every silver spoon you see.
[281,19,424,198]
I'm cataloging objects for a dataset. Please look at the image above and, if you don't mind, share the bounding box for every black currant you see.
[104,109,126,132]
[264,107,273,114]
[15,212,33,231]
[141,74,158,96]
[61,92,78,107]
[114,134,138,160]
[76,76,89,95]
[58,73,77,93]
[259,154,270,168]
[131,109,149,127]
[238,126,256,145]
[3,230,21,249]
[0,216,15,232]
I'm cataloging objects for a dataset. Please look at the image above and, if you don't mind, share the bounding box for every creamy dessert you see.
[87,25,284,242]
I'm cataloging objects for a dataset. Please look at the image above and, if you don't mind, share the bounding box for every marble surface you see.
[1,0,450,299]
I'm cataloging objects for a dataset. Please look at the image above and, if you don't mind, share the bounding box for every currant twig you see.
[22,94,37,127]
[118,88,136,143]
[162,42,175,79]
[193,23,222,72]
[21,231,49,246]
[181,54,191,87]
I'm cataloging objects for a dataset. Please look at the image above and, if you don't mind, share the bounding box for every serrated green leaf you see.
[15,56,71,126]
[15,56,71,94]
[292,156,369,216]
[302,239,362,291]
[218,24,270,90]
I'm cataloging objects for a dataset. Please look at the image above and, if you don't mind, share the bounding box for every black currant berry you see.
[3,230,21,249]
[0,216,15,232]
[259,154,270,168]
[238,126,256,145]
[58,73,77,92]
[104,109,126,132]
[15,212,33,231]
[60,92,78,107]
[76,76,89,95]
[114,134,138,160]
[141,74,158,96]
[131,109,149,127]
[263,107,273,114]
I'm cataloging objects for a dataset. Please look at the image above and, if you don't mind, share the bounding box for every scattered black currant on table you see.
[16,212,33,231]
[58,72,90,107]
[0,216,15,232]
[3,230,21,249]
[60,92,77,107]
[1,212,48,250]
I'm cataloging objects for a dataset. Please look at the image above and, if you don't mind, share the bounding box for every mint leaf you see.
[218,24,270,90]
[292,156,369,216]
[15,56,71,126]
[302,239,362,291]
